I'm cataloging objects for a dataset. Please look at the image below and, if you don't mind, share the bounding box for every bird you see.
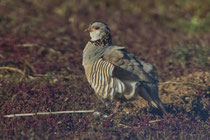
[82,22,167,114]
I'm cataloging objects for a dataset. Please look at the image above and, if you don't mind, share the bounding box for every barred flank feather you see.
[88,58,125,102]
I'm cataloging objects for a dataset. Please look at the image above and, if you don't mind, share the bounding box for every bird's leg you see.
[113,101,120,113]
[108,101,120,117]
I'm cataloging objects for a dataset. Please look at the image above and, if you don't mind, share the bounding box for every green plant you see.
[171,44,210,68]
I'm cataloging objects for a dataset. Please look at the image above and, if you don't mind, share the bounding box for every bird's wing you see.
[102,45,160,101]
[102,46,158,85]
[102,46,168,113]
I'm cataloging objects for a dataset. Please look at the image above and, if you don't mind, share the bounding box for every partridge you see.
[83,22,167,113]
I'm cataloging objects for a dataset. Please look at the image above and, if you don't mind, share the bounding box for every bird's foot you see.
[108,101,120,117]
[93,101,121,118]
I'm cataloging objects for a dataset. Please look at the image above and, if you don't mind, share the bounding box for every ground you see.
[0,0,209,139]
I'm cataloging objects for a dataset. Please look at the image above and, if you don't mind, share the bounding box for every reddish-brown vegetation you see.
[0,0,209,139]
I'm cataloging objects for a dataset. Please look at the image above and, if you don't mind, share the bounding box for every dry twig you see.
[0,66,36,80]
[0,66,25,75]
[160,81,206,87]
[149,119,164,123]
[4,110,95,118]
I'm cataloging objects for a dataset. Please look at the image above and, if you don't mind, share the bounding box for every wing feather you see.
[103,46,158,85]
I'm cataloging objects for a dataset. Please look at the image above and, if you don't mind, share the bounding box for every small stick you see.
[4,110,95,118]
[160,81,205,87]
[0,66,25,75]
[119,123,131,128]
[149,119,164,123]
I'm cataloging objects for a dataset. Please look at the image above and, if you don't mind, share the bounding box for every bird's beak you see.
[84,26,91,32]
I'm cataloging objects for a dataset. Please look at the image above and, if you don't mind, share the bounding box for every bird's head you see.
[85,22,111,41]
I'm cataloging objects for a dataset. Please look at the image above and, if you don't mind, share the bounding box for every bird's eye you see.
[94,26,99,30]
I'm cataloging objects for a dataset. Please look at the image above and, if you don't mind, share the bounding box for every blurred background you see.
[0,0,209,80]
[0,0,209,139]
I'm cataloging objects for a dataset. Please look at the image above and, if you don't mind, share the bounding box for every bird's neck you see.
[83,42,107,66]
[83,33,113,66]
[90,33,112,46]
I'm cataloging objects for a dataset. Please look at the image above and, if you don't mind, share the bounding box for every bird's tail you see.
[139,87,168,114]
[150,99,168,114]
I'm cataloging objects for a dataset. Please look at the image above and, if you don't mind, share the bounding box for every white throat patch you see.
[90,30,105,41]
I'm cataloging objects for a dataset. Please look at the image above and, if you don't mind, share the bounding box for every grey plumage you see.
[83,22,167,113]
